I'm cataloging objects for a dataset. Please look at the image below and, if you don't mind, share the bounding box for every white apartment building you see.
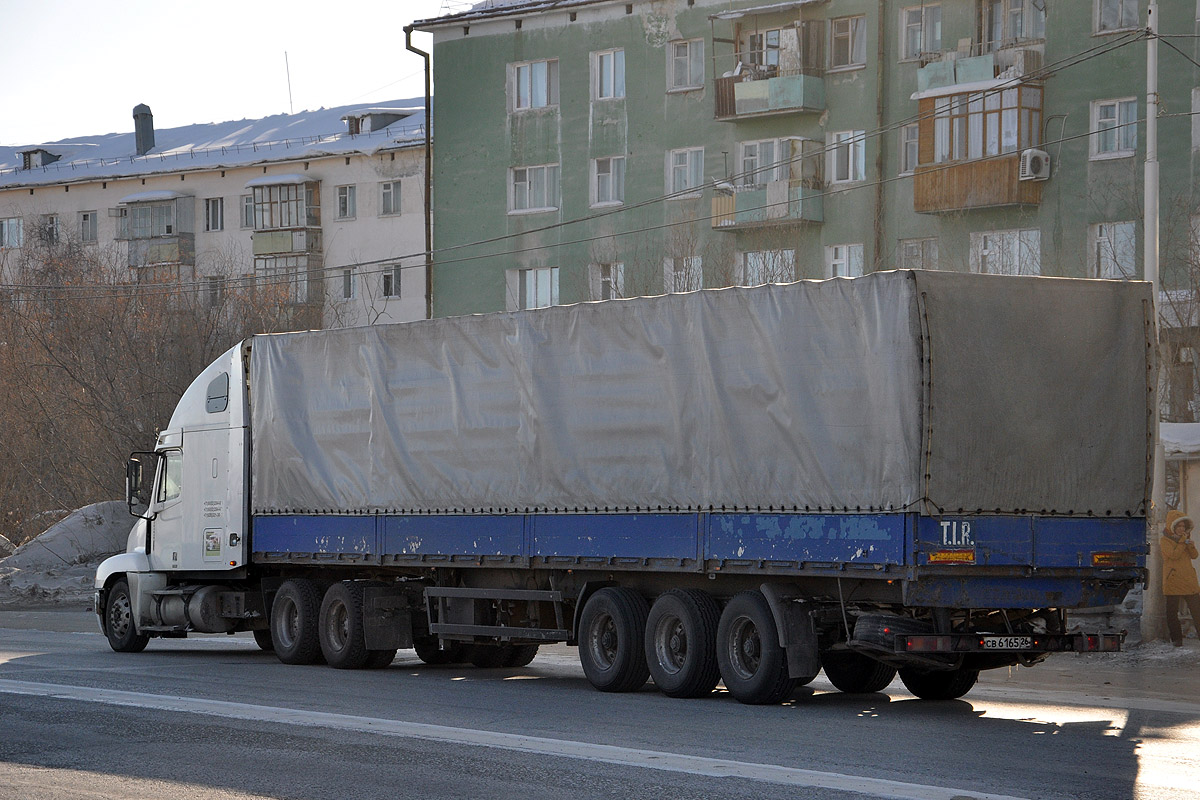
[0,100,429,328]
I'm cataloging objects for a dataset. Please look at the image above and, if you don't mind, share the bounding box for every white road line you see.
[0,678,1031,800]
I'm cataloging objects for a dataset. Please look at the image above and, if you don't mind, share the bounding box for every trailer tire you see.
[716,590,796,705]
[414,637,467,665]
[821,651,896,694]
[271,579,325,665]
[364,648,397,669]
[319,581,372,669]
[469,645,507,668]
[898,667,979,700]
[645,589,721,698]
[104,579,150,653]
[578,587,650,693]
[252,629,275,652]
[501,644,539,668]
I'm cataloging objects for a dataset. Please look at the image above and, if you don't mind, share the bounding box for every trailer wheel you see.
[821,651,896,694]
[645,589,720,698]
[319,581,371,669]
[414,637,467,665]
[104,579,150,653]
[468,645,507,668]
[252,629,275,652]
[716,590,796,705]
[501,644,539,668]
[578,587,650,692]
[898,667,979,700]
[271,579,324,665]
[364,648,397,669]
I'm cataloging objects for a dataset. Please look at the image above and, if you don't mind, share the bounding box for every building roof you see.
[412,0,613,28]
[0,99,427,190]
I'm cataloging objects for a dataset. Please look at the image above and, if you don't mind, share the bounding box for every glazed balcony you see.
[714,67,825,121]
[712,181,823,229]
[913,154,1042,213]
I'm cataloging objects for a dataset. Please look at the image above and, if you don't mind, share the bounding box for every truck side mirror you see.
[127,452,159,520]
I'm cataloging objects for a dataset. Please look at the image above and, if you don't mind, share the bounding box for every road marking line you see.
[0,678,1030,800]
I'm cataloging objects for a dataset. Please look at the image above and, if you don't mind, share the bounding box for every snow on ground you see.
[0,501,131,606]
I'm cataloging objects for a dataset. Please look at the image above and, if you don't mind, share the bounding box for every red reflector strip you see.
[927,549,976,564]
[1092,551,1136,567]
[904,635,952,652]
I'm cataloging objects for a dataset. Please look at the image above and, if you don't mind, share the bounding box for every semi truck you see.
[95,269,1151,704]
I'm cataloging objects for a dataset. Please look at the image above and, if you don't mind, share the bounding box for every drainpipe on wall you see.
[404,25,434,320]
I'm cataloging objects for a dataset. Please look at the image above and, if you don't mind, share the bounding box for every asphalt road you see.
[1,611,1198,800]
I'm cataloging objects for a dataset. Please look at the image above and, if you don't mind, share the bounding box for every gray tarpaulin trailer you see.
[97,270,1151,704]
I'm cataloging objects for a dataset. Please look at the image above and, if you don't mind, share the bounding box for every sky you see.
[0,0,473,147]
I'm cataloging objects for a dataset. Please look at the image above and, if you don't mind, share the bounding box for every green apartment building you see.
[416,0,1198,410]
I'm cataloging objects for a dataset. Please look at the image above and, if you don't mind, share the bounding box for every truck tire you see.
[364,648,397,669]
[645,589,720,698]
[898,667,979,700]
[271,578,324,665]
[414,637,467,665]
[252,629,275,652]
[578,587,650,693]
[468,645,507,668]
[821,650,896,694]
[104,579,150,653]
[319,581,371,669]
[716,590,796,705]
[501,644,539,668]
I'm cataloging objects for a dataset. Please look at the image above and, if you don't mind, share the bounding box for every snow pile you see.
[0,501,131,606]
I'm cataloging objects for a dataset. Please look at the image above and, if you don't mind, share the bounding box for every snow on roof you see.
[413,0,609,28]
[117,189,188,204]
[708,1,824,21]
[0,99,427,190]
[244,173,311,188]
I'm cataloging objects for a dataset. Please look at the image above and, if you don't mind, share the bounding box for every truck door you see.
[147,449,185,571]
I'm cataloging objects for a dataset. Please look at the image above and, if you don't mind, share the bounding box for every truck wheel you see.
[271,578,324,665]
[716,590,796,705]
[501,644,539,668]
[898,667,979,700]
[252,629,275,652]
[469,645,507,668]
[414,637,467,665]
[319,581,371,669]
[104,579,150,653]
[578,587,650,692]
[364,648,397,669]
[645,589,720,698]
[821,651,896,693]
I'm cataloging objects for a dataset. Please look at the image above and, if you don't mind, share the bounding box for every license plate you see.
[983,636,1032,650]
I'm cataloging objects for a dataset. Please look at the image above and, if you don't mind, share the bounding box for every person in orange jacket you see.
[1162,509,1200,647]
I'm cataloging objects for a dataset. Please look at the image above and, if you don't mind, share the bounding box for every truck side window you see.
[157,451,183,504]
[206,372,229,413]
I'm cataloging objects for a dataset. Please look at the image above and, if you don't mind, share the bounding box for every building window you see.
[901,5,942,60]
[593,156,625,206]
[590,262,625,300]
[36,215,59,245]
[381,181,402,216]
[1090,222,1136,279]
[829,131,865,183]
[0,217,21,248]
[746,28,782,68]
[337,185,356,219]
[664,256,703,293]
[254,255,309,303]
[382,264,402,298]
[204,197,224,232]
[900,237,939,270]
[128,203,175,239]
[80,211,97,243]
[241,195,254,228]
[979,0,1045,52]
[252,183,317,230]
[969,229,1041,275]
[742,249,795,286]
[930,85,1042,163]
[511,164,561,212]
[900,124,920,174]
[521,267,559,309]
[206,276,225,308]
[668,148,705,194]
[594,49,625,99]
[1091,98,1137,159]
[670,39,704,90]
[830,16,866,69]
[740,139,788,187]
[341,267,357,299]
[512,59,559,110]
[825,244,864,278]
[1096,0,1138,33]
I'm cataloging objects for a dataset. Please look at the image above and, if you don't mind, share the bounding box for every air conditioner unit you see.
[1018,149,1051,181]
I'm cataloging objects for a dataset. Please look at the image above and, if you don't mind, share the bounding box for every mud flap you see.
[760,583,820,680]
[362,585,414,650]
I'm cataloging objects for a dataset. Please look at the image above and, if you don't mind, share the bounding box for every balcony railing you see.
[712,181,823,229]
[913,154,1042,213]
[714,67,824,120]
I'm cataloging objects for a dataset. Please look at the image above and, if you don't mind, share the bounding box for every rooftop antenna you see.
[285,51,294,114]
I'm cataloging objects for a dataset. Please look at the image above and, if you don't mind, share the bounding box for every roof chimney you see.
[133,103,155,156]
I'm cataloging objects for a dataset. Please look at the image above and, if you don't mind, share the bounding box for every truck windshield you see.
[157,451,183,504]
